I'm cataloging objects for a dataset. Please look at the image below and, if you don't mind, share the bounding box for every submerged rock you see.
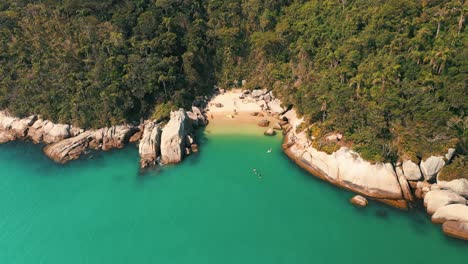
[160,109,192,164]
[139,122,162,168]
[350,195,368,207]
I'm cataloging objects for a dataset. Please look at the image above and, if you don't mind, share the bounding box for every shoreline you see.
[1,88,467,241]
[281,135,408,210]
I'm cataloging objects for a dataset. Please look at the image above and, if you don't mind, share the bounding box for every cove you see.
[0,125,466,264]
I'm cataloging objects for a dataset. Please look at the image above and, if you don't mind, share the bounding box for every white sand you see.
[206,89,262,114]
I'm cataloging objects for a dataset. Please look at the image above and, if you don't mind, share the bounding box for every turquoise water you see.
[0,125,466,264]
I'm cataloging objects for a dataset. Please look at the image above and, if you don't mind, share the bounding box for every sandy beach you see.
[205,89,277,129]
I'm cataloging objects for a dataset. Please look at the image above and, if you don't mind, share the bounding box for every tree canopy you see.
[0,0,466,162]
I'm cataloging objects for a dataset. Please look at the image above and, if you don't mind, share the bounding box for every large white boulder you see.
[92,125,136,151]
[251,89,268,98]
[267,99,285,114]
[335,148,403,199]
[43,131,94,163]
[424,190,466,215]
[160,109,192,164]
[437,178,468,197]
[402,160,422,181]
[432,204,468,224]
[42,122,71,143]
[420,156,445,181]
[139,122,162,168]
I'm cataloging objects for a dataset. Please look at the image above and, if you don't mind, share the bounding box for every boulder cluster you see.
[240,89,286,115]
[282,110,468,240]
[0,106,208,168]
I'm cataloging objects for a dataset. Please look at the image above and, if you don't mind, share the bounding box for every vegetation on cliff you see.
[0,0,466,164]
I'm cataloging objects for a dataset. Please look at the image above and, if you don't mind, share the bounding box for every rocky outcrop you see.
[397,172,414,202]
[27,119,73,143]
[437,178,468,197]
[43,131,94,163]
[251,89,268,98]
[43,125,137,163]
[350,195,368,207]
[402,160,422,181]
[283,131,404,202]
[442,221,468,240]
[1,105,205,167]
[160,109,193,164]
[139,122,162,168]
[187,106,208,128]
[0,111,37,142]
[432,204,468,224]
[445,148,456,162]
[90,125,137,151]
[424,190,466,215]
[420,156,445,181]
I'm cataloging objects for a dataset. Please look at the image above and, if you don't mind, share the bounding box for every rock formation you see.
[437,178,468,197]
[43,131,94,163]
[424,190,466,215]
[420,156,445,181]
[402,160,422,181]
[350,195,368,207]
[432,204,468,224]
[160,109,193,164]
[283,130,404,203]
[91,125,137,151]
[442,221,468,240]
[139,122,162,168]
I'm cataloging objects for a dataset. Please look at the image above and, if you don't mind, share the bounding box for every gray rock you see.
[251,89,268,98]
[402,160,422,181]
[424,190,466,215]
[437,178,468,197]
[420,156,445,181]
[92,125,136,151]
[160,109,192,164]
[43,131,94,163]
[445,148,456,162]
[350,195,368,207]
[42,122,71,143]
[442,221,468,240]
[139,122,162,168]
[432,204,468,224]
[395,167,413,202]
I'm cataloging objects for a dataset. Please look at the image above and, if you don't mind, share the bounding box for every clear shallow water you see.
[0,125,466,264]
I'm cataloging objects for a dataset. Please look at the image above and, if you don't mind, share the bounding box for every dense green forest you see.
[0,0,466,163]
